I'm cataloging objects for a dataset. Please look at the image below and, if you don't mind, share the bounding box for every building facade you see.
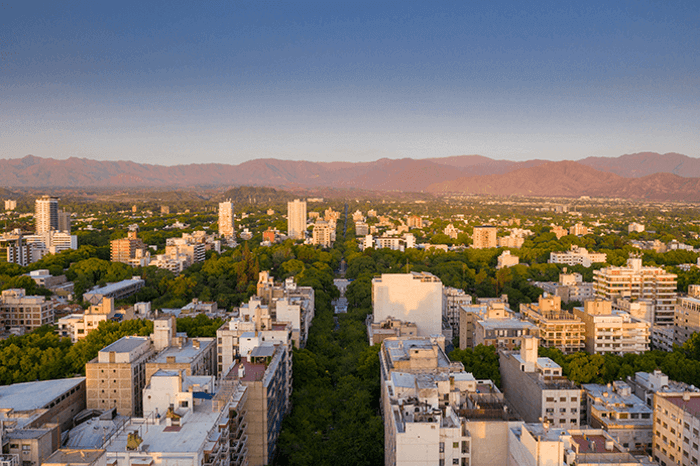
[286,199,307,240]
[472,226,497,249]
[35,196,58,234]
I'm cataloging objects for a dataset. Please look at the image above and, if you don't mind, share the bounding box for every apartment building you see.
[22,231,77,262]
[574,300,650,354]
[551,225,568,239]
[627,370,697,408]
[5,199,17,211]
[569,223,590,236]
[85,336,156,417]
[372,272,443,337]
[458,298,512,349]
[367,317,418,345]
[520,295,585,354]
[497,250,520,269]
[405,215,422,228]
[311,219,334,247]
[472,225,497,249]
[286,199,307,240]
[110,227,147,264]
[218,199,235,239]
[653,391,700,466]
[444,223,459,239]
[474,317,538,350]
[355,221,369,236]
[500,337,583,429]
[442,287,471,335]
[549,245,607,267]
[0,288,55,332]
[58,297,115,342]
[497,234,525,249]
[675,285,700,346]
[594,257,677,326]
[35,196,58,234]
[379,337,519,466]
[583,381,653,453]
[82,277,145,304]
[106,371,248,466]
[629,222,645,233]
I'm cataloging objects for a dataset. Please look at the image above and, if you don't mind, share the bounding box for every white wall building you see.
[372,273,443,336]
[287,199,307,240]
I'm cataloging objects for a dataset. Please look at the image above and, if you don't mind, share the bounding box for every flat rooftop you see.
[44,449,106,466]
[86,278,144,295]
[572,434,621,453]
[479,318,538,330]
[100,336,150,354]
[665,395,700,417]
[106,399,222,454]
[383,338,451,369]
[150,338,213,364]
[66,415,130,449]
[0,377,85,412]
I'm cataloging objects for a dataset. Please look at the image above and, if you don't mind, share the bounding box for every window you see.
[453,442,459,449]
[22,445,31,451]
[453,460,459,465]
[440,442,445,453]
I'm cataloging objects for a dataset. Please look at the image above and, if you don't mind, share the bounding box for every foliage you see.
[449,345,502,387]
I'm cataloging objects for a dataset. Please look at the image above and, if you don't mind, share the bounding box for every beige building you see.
[497,250,520,269]
[459,298,512,349]
[500,336,583,429]
[674,285,700,346]
[472,225,497,249]
[653,391,700,466]
[497,234,525,249]
[311,219,334,247]
[549,245,607,267]
[218,199,235,238]
[443,287,472,335]
[405,215,422,228]
[286,199,307,240]
[110,227,147,264]
[35,195,58,234]
[550,225,568,239]
[569,223,590,236]
[520,295,585,354]
[0,288,55,333]
[85,336,156,417]
[65,297,115,342]
[474,317,538,350]
[594,257,677,326]
[367,317,418,346]
[574,300,650,354]
[372,272,443,337]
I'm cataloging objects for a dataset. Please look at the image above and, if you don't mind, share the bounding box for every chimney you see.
[166,356,176,364]
[238,364,245,379]
[193,339,200,349]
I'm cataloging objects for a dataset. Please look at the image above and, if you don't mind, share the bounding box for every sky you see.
[1,0,699,165]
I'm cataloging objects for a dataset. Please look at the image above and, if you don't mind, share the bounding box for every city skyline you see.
[1,0,698,166]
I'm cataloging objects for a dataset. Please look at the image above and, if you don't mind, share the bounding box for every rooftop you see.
[665,395,700,418]
[150,338,214,364]
[572,434,621,453]
[100,336,150,354]
[383,338,452,369]
[43,449,106,466]
[86,278,144,295]
[478,318,538,330]
[0,377,84,412]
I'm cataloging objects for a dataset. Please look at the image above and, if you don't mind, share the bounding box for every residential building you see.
[537,272,596,303]
[674,285,700,346]
[145,316,216,382]
[367,317,418,346]
[443,287,471,336]
[286,199,307,240]
[549,245,607,267]
[59,297,115,342]
[551,225,568,239]
[497,234,525,249]
[508,424,651,466]
[593,256,678,326]
[372,272,443,337]
[311,219,334,247]
[35,196,58,234]
[85,336,157,417]
[218,199,235,239]
[57,210,71,233]
[106,371,248,466]
[629,222,645,233]
[570,223,590,236]
[652,390,700,466]
[458,298,512,349]
[472,225,497,249]
[582,381,653,453]
[5,199,16,211]
[500,336,583,429]
[497,250,520,269]
[520,295,585,354]
[444,223,459,239]
[474,317,538,350]
[574,300,650,354]
[221,343,291,466]
[379,337,519,466]
[627,370,698,408]
[355,221,368,236]
[82,277,145,305]
[15,231,78,263]
[0,288,55,332]
[160,205,170,214]
[406,215,422,228]
[110,226,147,264]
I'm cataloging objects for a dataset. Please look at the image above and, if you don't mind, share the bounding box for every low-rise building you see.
[497,250,520,269]
[500,336,583,430]
[535,272,596,303]
[520,295,585,354]
[0,288,55,333]
[82,277,145,305]
[459,299,512,349]
[474,317,538,350]
[367,317,418,346]
[549,245,607,267]
[574,300,650,354]
[582,381,653,453]
[627,370,698,408]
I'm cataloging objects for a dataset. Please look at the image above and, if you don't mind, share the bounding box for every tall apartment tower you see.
[58,210,71,233]
[35,195,58,234]
[472,225,497,249]
[287,199,307,240]
[219,199,235,238]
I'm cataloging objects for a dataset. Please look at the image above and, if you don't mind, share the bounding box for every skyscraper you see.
[35,195,58,234]
[219,199,234,238]
[287,199,307,240]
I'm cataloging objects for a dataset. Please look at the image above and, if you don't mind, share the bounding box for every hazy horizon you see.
[2,1,698,165]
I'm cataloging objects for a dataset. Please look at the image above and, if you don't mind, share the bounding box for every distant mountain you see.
[427,160,700,202]
[578,152,700,178]
[2,152,700,201]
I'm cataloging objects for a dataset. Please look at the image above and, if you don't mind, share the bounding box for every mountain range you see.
[2,152,700,201]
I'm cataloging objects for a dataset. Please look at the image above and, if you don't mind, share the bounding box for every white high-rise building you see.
[287,199,307,240]
[218,199,234,238]
[35,195,58,234]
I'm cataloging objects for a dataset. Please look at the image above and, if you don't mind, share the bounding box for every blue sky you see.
[1,0,698,165]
